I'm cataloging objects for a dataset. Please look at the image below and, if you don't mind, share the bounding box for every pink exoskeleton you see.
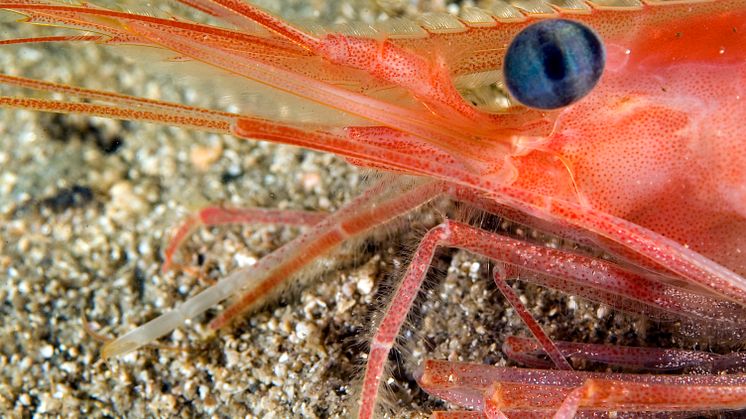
[0,0,745,416]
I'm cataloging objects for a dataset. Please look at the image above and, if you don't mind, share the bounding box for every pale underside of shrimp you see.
[0,0,745,417]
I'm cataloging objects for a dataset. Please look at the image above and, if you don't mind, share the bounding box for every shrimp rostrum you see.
[1,0,745,417]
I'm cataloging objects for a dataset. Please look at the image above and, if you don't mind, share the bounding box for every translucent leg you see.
[208,178,446,329]
[503,335,746,372]
[358,219,746,418]
[550,385,583,419]
[492,265,572,371]
[417,359,746,415]
[483,389,511,419]
[555,378,746,412]
[102,177,445,358]
[360,220,588,418]
[494,187,746,307]
[450,185,746,328]
[162,206,328,272]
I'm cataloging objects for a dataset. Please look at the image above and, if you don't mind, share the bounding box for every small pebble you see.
[190,144,223,172]
[40,344,54,359]
[357,276,374,295]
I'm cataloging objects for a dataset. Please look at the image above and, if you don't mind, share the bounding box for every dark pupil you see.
[542,43,566,81]
[503,19,605,110]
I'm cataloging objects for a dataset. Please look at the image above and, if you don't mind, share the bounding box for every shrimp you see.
[0,0,744,417]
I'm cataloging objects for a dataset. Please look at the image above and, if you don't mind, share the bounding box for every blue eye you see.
[504,19,605,110]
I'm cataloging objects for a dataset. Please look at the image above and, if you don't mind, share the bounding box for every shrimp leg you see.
[503,336,746,372]
[357,219,746,417]
[102,176,448,358]
[417,359,746,416]
[493,188,746,307]
[550,378,746,418]
[162,207,328,272]
[492,265,572,371]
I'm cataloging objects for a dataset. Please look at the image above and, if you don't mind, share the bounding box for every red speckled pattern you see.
[508,7,746,276]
